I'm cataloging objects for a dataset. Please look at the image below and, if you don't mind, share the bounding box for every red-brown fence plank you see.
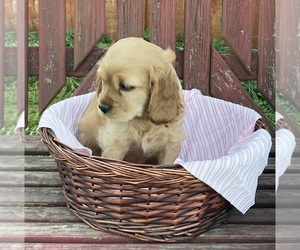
[17,0,28,128]
[117,0,146,39]
[38,0,66,114]
[210,47,274,135]
[276,0,300,135]
[0,0,4,128]
[74,0,105,69]
[222,0,253,72]
[277,0,300,110]
[150,0,176,51]
[221,51,258,81]
[184,0,211,94]
[257,0,275,109]
[210,47,258,108]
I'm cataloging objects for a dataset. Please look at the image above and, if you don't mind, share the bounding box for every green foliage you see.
[28,31,39,47]
[277,92,300,128]
[143,28,151,42]
[94,35,114,49]
[4,32,17,46]
[0,77,18,135]
[23,76,82,135]
[212,39,231,52]
[26,76,39,135]
[241,81,275,125]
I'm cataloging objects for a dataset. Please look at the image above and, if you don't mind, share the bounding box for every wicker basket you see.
[38,126,237,242]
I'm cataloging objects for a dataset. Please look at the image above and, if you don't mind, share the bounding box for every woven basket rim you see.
[38,117,267,187]
[38,127,199,184]
[39,118,266,165]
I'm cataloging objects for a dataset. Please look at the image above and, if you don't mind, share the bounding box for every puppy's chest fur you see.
[100,119,172,157]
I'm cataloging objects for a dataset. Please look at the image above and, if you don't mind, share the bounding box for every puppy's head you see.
[95,37,184,123]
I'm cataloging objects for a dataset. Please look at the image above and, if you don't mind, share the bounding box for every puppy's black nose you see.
[99,104,111,114]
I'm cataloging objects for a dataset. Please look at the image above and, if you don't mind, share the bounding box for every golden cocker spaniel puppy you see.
[77,37,185,165]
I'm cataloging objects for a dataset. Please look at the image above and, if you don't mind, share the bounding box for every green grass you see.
[4,32,17,46]
[0,77,18,135]
[1,30,275,135]
[276,91,300,128]
[22,76,82,135]
[25,76,39,135]
[242,81,275,124]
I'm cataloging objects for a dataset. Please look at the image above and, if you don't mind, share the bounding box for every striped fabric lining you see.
[275,112,296,190]
[176,90,271,213]
[38,89,272,214]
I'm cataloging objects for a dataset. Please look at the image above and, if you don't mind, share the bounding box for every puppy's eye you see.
[119,82,134,92]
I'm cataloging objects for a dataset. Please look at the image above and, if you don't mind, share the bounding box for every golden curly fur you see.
[77,37,185,165]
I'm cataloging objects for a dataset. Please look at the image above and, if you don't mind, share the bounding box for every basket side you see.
[58,159,231,242]
[38,127,232,242]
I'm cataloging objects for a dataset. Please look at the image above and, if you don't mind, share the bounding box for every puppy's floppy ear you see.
[94,60,103,95]
[148,48,184,124]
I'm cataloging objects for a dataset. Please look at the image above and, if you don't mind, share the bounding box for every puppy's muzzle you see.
[99,104,111,114]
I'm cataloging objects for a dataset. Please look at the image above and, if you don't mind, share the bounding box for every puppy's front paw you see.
[101,148,127,161]
[157,144,181,165]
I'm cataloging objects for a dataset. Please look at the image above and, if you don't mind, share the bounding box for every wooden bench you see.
[276,142,300,249]
[0,135,276,249]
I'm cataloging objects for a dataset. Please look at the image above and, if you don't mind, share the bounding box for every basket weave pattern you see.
[39,127,231,242]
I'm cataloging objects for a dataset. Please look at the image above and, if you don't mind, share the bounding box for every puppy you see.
[77,37,185,165]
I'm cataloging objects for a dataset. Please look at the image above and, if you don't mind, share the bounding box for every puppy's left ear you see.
[148,48,184,124]
[94,60,103,96]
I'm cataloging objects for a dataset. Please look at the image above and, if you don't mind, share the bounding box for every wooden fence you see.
[5,0,261,46]
[1,0,276,135]
[276,0,300,136]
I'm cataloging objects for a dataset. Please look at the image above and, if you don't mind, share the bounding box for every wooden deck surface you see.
[0,135,281,249]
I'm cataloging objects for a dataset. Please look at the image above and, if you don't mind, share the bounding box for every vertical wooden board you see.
[0,0,4,128]
[150,0,176,50]
[117,0,145,39]
[277,0,300,110]
[17,0,28,128]
[257,0,275,109]
[74,0,105,69]
[39,0,66,114]
[210,47,273,134]
[184,0,211,94]
[222,0,253,72]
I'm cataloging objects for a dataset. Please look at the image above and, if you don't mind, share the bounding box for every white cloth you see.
[38,89,272,214]
[275,112,296,190]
